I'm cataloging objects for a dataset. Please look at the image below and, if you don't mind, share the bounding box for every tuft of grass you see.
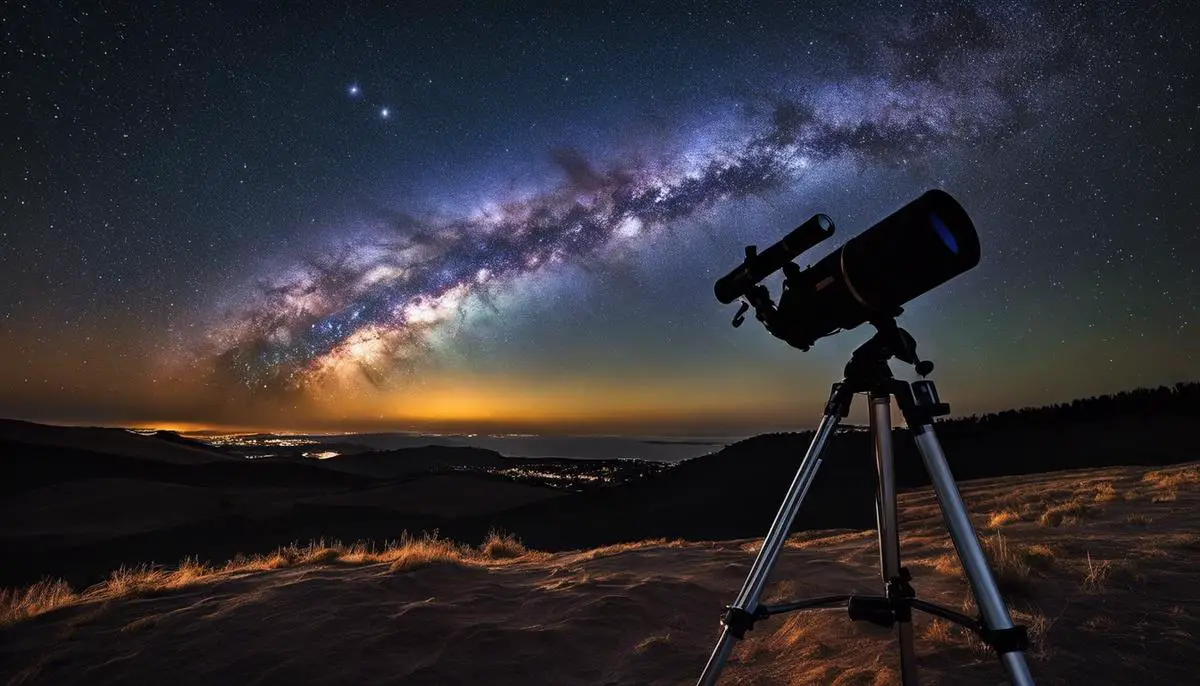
[633,633,672,654]
[980,532,1036,596]
[922,618,958,645]
[929,533,1051,598]
[105,565,171,598]
[480,530,528,559]
[1012,607,1054,659]
[932,553,963,577]
[1038,498,1095,527]
[387,533,471,573]
[0,579,77,627]
[957,597,1054,660]
[1150,491,1178,503]
[986,510,1021,528]
[1092,482,1119,503]
[1082,552,1112,592]
[1021,544,1057,570]
[1125,512,1154,526]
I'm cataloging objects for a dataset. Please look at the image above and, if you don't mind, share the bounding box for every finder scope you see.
[714,213,835,305]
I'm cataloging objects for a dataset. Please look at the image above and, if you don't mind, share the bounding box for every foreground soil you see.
[2,461,1197,685]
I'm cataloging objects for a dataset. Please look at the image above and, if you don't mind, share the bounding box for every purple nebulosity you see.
[199,5,1064,397]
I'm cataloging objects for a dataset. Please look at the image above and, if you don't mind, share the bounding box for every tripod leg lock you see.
[981,625,1030,654]
[824,382,855,418]
[721,605,769,640]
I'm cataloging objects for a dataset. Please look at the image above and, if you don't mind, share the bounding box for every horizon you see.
[7,378,1195,439]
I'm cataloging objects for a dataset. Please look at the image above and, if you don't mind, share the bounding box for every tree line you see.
[946,381,1200,428]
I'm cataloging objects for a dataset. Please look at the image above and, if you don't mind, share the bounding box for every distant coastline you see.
[186,431,746,462]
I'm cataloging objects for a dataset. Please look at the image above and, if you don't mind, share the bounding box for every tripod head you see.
[850,318,932,377]
[840,318,950,419]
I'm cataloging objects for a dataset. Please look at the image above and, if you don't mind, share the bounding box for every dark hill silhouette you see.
[320,445,510,478]
[147,429,233,453]
[302,473,563,516]
[1,381,1197,589]
[473,382,1200,550]
[474,407,1198,551]
[0,419,235,464]
[0,441,375,494]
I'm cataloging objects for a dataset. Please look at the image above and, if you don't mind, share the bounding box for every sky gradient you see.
[2,1,1196,435]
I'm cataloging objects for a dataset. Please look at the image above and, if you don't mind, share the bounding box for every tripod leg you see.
[868,393,920,686]
[907,422,1036,686]
[696,383,853,686]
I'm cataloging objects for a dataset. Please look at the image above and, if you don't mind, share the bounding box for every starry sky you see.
[1,1,1196,436]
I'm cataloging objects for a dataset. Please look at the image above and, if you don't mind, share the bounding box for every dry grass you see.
[1125,512,1154,526]
[1038,498,1096,527]
[0,531,548,626]
[569,537,688,561]
[632,633,672,654]
[982,533,1038,596]
[1158,532,1200,552]
[1142,466,1200,491]
[921,605,1053,660]
[986,510,1021,528]
[0,579,77,627]
[1082,552,1112,592]
[480,530,529,559]
[922,617,957,644]
[928,533,1053,598]
[952,594,1055,660]
[783,529,876,550]
[1092,482,1119,503]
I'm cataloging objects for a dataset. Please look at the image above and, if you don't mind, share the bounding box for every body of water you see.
[305,432,744,462]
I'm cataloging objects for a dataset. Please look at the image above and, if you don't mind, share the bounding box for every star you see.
[380,107,390,119]
[348,84,361,97]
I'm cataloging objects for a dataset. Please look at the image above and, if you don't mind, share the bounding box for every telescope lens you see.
[930,212,959,255]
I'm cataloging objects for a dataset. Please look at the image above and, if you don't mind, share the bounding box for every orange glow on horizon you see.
[307,371,808,430]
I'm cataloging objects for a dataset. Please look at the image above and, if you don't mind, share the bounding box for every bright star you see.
[380,107,390,119]
[348,84,361,97]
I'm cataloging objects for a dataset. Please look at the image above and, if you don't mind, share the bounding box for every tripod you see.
[696,319,1035,686]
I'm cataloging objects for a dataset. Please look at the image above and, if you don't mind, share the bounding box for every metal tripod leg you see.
[868,393,919,685]
[910,424,1036,686]
[695,387,849,686]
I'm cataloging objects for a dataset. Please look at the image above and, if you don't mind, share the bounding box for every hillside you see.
[2,461,1196,685]
[0,420,236,465]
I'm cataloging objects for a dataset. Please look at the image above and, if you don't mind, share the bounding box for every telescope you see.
[699,190,1038,686]
[716,189,980,351]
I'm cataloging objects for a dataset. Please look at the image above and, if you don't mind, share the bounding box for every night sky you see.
[2,1,1196,435]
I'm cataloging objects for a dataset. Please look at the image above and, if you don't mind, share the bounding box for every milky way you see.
[4,0,1194,430]
[200,4,1064,400]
